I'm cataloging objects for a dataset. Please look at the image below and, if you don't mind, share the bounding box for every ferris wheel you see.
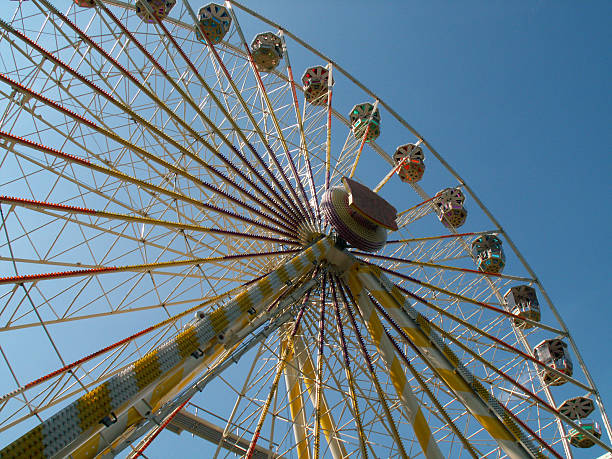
[0,1,610,458]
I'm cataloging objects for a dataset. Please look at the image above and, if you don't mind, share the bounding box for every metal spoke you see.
[0,3,609,458]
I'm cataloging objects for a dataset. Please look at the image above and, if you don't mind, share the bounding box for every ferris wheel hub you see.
[296,221,324,247]
[321,177,397,252]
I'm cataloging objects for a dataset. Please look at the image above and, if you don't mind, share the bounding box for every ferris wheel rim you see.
[0,0,609,457]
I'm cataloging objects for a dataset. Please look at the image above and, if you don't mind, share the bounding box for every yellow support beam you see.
[353,262,544,459]
[344,271,444,459]
[292,333,348,459]
[281,334,311,459]
[0,238,333,458]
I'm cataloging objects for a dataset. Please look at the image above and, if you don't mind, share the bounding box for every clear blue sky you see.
[148,1,612,457]
[2,1,611,457]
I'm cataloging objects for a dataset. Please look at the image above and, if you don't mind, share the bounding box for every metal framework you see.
[0,1,609,458]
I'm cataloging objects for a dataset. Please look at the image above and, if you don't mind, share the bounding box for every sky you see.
[1,0,611,457]
[151,1,612,457]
